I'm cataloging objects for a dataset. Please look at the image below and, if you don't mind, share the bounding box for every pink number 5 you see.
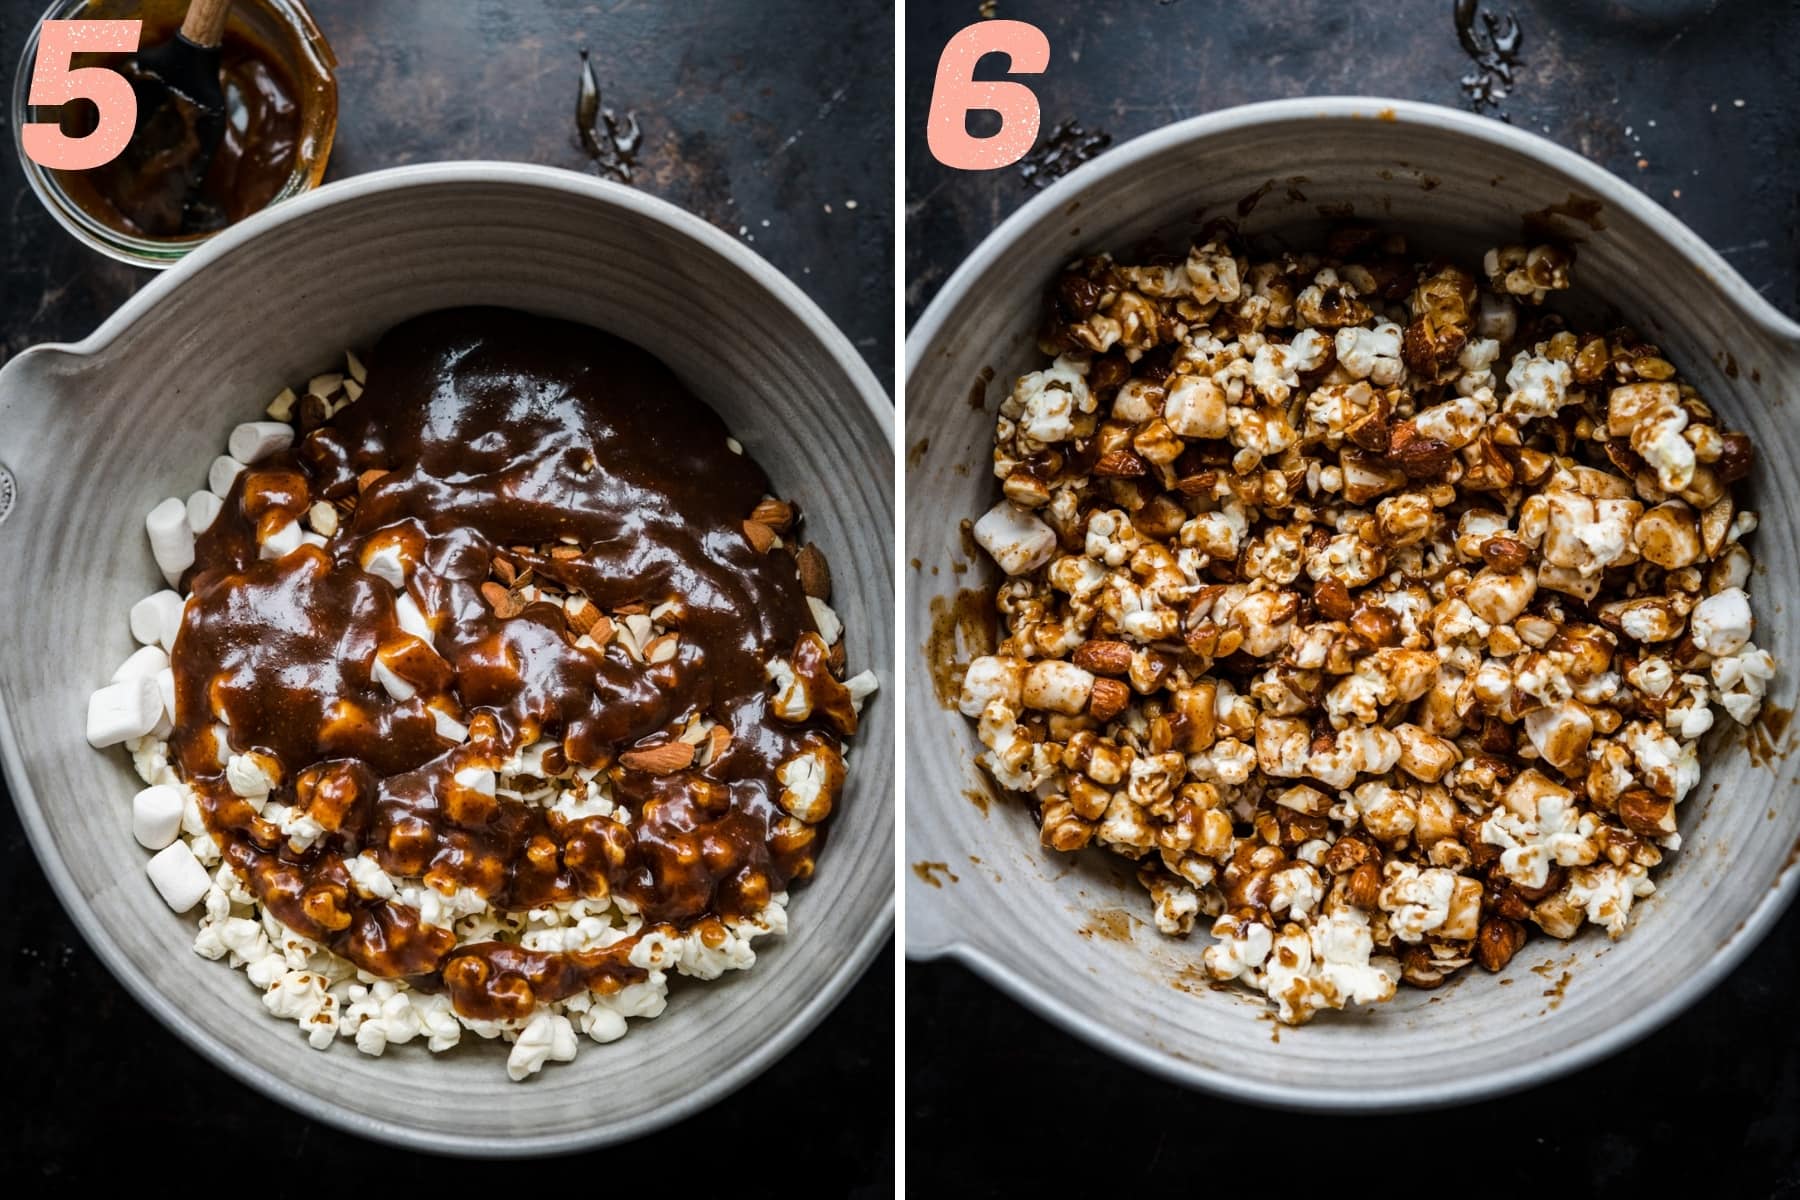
[926,20,1051,171]
[21,20,143,171]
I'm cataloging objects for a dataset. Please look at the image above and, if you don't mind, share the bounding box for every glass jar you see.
[10,0,338,268]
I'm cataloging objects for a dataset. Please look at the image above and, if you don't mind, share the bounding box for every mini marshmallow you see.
[146,497,195,586]
[156,667,177,723]
[186,490,224,534]
[86,677,162,748]
[132,785,184,850]
[362,543,407,589]
[300,531,328,550]
[973,500,1057,576]
[207,454,246,497]
[129,590,184,648]
[145,841,211,912]
[394,593,434,644]
[807,596,842,644]
[372,656,416,701]
[259,517,303,560]
[110,644,169,684]
[454,765,496,796]
[227,421,295,463]
[430,707,470,743]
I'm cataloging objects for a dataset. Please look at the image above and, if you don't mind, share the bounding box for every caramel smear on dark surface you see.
[170,308,845,1021]
[1017,118,1113,190]
[1454,0,1524,121]
[925,585,997,710]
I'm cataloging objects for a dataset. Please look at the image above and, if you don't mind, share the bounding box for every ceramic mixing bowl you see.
[0,162,893,1153]
[905,96,1799,1110]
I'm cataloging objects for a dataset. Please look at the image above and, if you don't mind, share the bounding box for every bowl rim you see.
[903,94,1800,1112]
[0,160,895,1156]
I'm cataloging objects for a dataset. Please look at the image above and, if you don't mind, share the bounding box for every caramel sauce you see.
[58,17,304,238]
[170,309,836,1021]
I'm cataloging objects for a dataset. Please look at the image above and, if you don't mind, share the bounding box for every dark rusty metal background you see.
[0,1,892,1179]
[907,1,1800,1194]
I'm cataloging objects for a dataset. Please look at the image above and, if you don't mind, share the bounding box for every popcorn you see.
[966,231,1771,1025]
[1690,587,1753,657]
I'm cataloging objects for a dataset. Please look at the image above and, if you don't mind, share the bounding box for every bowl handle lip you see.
[0,341,87,483]
[904,880,971,961]
[905,94,1800,378]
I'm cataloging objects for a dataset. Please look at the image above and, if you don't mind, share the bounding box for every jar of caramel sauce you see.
[14,0,337,266]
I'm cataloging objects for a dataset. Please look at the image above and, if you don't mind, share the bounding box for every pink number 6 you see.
[926,20,1051,171]
[21,20,143,171]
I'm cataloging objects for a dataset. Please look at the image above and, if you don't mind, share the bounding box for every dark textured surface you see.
[0,1,892,1183]
[906,1,1800,1195]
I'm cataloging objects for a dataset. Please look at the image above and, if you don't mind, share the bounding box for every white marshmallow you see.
[430,707,470,743]
[155,667,177,723]
[129,590,185,651]
[807,596,842,644]
[454,766,496,797]
[372,656,416,701]
[258,517,303,560]
[300,531,328,550]
[110,644,169,684]
[86,677,162,747]
[186,490,224,534]
[227,421,294,463]
[362,544,407,589]
[973,500,1058,576]
[145,842,211,912]
[146,497,195,586]
[132,785,184,850]
[207,454,246,498]
[394,593,434,644]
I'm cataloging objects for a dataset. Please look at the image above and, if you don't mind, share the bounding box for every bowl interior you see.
[904,100,1800,1107]
[0,167,893,1152]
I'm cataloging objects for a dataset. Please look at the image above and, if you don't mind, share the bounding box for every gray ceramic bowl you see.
[0,163,893,1154]
[905,97,1800,1109]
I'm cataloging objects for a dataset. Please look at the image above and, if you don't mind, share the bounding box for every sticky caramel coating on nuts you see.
[170,309,853,1021]
[966,228,1771,1024]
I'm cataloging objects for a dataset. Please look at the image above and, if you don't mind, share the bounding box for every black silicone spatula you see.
[113,0,234,234]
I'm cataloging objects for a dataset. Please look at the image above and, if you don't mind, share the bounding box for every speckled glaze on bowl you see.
[0,163,893,1155]
[905,97,1800,1111]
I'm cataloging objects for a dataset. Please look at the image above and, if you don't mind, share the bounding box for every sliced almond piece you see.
[796,543,833,599]
[549,544,583,560]
[491,555,518,587]
[480,581,522,619]
[743,519,776,553]
[750,497,795,532]
[701,724,732,764]
[565,594,598,634]
[357,468,389,492]
[1072,640,1133,676]
[620,740,695,774]
[1087,677,1131,722]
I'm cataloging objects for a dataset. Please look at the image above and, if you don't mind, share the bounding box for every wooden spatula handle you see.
[180,0,234,48]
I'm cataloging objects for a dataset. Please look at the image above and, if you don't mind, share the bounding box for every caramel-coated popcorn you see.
[963,230,1771,1024]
